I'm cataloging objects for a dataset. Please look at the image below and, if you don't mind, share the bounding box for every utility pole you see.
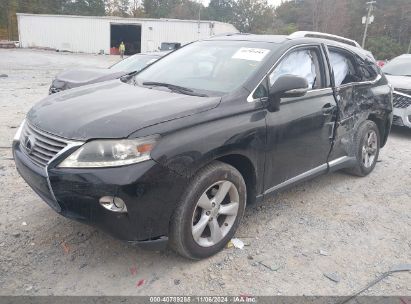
[408,39,411,54]
[198,6,201,35]
[197,1,202,40]
[362,1,376,48]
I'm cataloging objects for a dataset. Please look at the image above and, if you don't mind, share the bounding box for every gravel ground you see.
[0,49,410,296]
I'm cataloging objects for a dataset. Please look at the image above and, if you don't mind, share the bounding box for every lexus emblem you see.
[24,135,36,154]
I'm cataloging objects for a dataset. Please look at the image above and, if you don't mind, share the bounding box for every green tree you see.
[232,0,275,33]
[273,0,411,59]
[63,0,106,16]
[207,0,236,23]
[131,0,146,17]
[169,0,204,20]
[105,0,130,17]
[366,36,404,60]
[143,0,176,18]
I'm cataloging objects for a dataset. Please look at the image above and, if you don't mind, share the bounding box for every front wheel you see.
[169,161,246,260]
[345,120,380,177]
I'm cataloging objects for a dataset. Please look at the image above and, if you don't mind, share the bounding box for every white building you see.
[17,13,237,54]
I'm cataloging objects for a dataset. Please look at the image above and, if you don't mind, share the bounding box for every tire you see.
[345,120,380,177]
[169,161,246,260]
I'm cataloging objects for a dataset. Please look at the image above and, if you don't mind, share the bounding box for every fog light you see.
[99,196,127,213]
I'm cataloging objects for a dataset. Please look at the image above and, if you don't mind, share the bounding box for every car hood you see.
[28,80,221,140]
[385,75,411,90]
[54,68,126,89]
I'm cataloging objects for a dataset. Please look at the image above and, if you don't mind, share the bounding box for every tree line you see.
[1,0,410,59]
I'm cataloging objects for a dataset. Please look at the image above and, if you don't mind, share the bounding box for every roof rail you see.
[288,31,361,48]
[209,32,244,38]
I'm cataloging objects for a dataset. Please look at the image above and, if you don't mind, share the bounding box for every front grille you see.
[20,122,68,168]
[393,92,411,109]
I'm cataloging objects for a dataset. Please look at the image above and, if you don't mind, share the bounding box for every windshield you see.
[382,56,411,76]
[110,54,160,73]
[134,40,277,94]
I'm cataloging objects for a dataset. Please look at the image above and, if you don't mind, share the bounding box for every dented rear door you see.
[326,46,392,163]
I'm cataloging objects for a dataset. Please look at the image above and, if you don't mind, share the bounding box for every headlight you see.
[58,136,158,168]
[13,119,26,142]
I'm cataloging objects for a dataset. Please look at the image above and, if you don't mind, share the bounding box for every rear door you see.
[325,46,378,162]
[261,44,337,193]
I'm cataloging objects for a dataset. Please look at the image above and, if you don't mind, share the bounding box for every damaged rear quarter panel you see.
[329,76,392,160]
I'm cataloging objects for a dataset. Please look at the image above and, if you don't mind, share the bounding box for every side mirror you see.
[267,75,309,112]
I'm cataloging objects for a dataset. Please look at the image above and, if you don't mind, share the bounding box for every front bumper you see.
[13,140,188,247]
[393,106,411,128]
[392,91,411,128]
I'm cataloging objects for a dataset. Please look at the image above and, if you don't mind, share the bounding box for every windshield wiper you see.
[143,81,194,92]
[120,70,139,81]
[142,81,208,97]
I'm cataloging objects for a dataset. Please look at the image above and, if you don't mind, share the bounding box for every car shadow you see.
[390,125,411,139]
[60,168,354,262]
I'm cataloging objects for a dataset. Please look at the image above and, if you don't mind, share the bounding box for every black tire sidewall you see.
[173,162,246,259]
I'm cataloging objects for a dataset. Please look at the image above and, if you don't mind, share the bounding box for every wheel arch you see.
[367,113,391,147]
[216,154,258,206]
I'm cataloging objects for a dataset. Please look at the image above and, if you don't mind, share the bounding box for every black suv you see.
[13,32,392,259]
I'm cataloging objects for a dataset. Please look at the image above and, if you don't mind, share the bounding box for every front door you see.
[263,45,337,193]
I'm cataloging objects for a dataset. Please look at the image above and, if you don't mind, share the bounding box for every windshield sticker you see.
[232,48,270,62]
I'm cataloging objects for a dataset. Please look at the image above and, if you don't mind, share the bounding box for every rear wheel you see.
[345,120,380,177]
[169,161,246,260]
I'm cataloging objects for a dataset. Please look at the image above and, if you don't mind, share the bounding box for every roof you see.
[139,51,170,57]
[209,32,362,47]
[208,32,375,60]
[288,31,361,48]
[208,33,288,43]
[15,13,231,26]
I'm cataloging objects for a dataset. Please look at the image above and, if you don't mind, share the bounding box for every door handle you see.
[322,103,335,114]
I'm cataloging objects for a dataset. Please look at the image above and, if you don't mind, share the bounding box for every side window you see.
[269,48,322,90]
[329,49,362,86]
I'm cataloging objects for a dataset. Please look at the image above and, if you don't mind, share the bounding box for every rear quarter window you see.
[358,59,379,81]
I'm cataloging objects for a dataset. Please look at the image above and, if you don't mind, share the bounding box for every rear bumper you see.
[13,140,188,247]
[393,106,411,128]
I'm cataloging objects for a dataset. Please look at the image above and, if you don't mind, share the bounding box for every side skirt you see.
[263,164,328,198]
[328,156,356,172]
[258,156,356,202]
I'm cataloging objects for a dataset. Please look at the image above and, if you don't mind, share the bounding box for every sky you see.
[199,0,286,7]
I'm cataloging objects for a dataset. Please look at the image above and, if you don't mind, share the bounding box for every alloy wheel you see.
[362,130,378,168]
[191,180,239,247]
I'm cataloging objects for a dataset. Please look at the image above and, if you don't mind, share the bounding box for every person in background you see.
[119,41,125,59]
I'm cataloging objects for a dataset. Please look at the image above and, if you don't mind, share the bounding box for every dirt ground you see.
[0,49,410,296]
